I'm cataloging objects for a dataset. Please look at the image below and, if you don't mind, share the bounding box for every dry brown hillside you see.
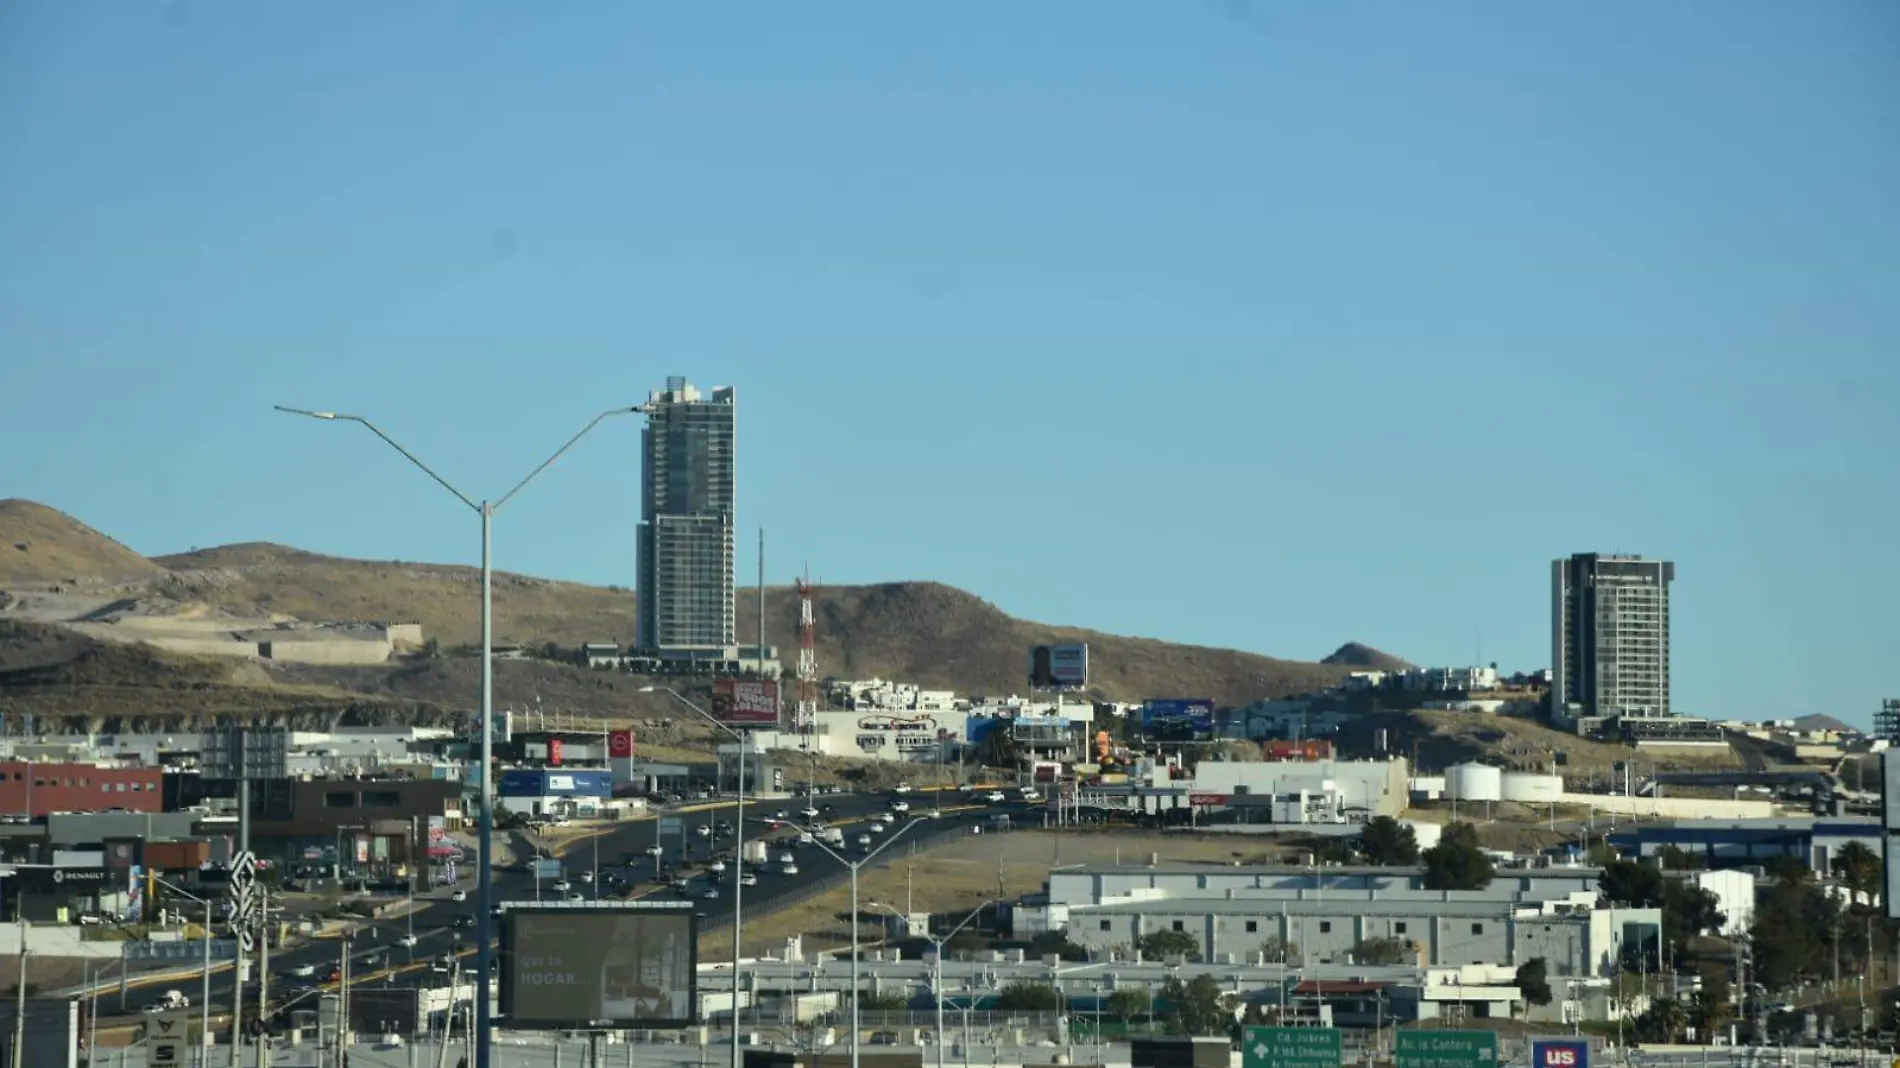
[0,500,166,585]
[2,501,1376,711]
[153,543,633,642]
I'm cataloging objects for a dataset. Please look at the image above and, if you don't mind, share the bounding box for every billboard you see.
[607,730,635,758]
[501,902,697,1030]
[1529,1038,1590,1068]
[349,987,421,1037]
[1028,644,1088,688]
[1141,698,1216,737]
[709,679,781,726]
[498,770,613,798]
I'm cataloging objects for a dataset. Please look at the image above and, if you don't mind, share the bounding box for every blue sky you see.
[2,2,1895,722]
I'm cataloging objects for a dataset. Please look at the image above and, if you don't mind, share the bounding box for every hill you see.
[0,500,166,585]
[1,500,1382,715]
[1320,642,1414,672]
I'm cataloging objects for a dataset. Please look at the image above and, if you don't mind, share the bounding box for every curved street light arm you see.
[273,406,479,513]
[494,406,645,512]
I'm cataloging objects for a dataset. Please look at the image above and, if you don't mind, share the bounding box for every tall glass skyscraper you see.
[636,377,736,656]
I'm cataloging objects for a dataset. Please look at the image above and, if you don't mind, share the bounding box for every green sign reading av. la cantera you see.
[1244,1026,1344,1068]
[1396,1030,1499,1068]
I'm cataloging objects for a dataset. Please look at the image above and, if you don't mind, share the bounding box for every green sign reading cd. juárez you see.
[1396,1030,1499,1068]
[1244,1026,1344,1068]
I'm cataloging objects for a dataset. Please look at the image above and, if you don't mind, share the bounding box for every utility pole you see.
[12,917,28,1068]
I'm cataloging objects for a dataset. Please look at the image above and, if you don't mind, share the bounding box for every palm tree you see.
[1832,841,1880,907]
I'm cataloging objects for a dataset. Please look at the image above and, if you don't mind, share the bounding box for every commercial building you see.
[0,762,164,817]
[495,768,613,817]
[1608,817,1880,875]
[1552,552,1675,719]
[636,376,737,661]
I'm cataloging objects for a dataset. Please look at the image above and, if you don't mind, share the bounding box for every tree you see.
[1421,822,1493,891]
[1833,841,1881,906]
[1359,816,1420,865]
[1258,937,1301,964]
[1515,957,1553,1016]
[995,982,1062,1012]
[1106,989,1152,1027]
[1750,876,1837,989]
[1351,937,1410,965]
[1599,859,1665,907]
[1028,931,1088,961]
[1137,929,1202,961]
[1691,972,1733,1038]
[1159,975,1231,1036]
[1655,844,1699,871]
[1639,998,1689,1044]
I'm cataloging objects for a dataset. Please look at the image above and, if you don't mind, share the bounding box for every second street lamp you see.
[868,898,993,1068]
[277,402,641,1068]
[794,817,921,1068]
[639,685,749,1068]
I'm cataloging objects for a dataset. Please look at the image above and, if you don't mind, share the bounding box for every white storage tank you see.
[1402,819,1442,852]
[1446,762,1503,802]
[1501,772,1563,803]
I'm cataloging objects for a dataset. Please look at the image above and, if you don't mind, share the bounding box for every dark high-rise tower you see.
[636,377,736,655]
[1552,553,1675,718]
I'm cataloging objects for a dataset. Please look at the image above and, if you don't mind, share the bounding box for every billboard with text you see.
[1141,698,1216,737]
[1028,644,1088,688]
[710,679,781,725]
[501,903,697,1030]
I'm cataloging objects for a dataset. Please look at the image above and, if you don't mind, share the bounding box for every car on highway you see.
[432,955,453,972]
[287,963,317,978]
[985,791,1007,803]
[552,880,571,893]
[398,934,418,948]
[449,889,467,902]
[567,891,584,902]
[856,834,872,850]
[868,821,887,833]
[1019,786,1038,799]
[453,914,474,929]
[740,872,758,887]
[646,844,663,856]
[578,871,595,884]
[776,852,794,865]
[709,860,726,873]
[799,805,820,819]
[893,783,912,794]
[702,887,720,900]
[780,862,799,876]
[695,824,713,838]
[889,800,910,813]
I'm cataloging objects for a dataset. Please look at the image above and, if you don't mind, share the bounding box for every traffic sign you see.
[147,1012,190,1068]
[1530,1037,1591,1068]
[1397,1031,1497,1068]
[1244,1027,1343,1068]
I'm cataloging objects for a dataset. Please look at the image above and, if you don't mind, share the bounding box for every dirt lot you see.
[702,827,1319,959]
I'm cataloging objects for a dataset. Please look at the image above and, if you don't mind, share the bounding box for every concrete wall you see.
[385,623,424,648]
[258,638,392,665]
[136,637,258,658]
[0,924,123,958]
[1560,792,1781,819]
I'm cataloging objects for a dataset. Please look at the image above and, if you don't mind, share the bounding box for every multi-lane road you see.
[112,788,1028,1018]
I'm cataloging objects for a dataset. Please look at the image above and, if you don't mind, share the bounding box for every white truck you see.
[741,840,768,865]
[823,827,846,848]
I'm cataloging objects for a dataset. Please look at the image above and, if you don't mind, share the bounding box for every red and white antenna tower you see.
[794,571,819,741]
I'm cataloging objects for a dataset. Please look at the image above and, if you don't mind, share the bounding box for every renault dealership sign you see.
[500,901,696,1029]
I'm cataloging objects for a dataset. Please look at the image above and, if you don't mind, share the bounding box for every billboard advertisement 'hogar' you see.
[709,679,781,726]
[501,903,697,1030]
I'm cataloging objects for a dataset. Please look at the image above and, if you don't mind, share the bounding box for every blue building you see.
[1609,817,1880,874]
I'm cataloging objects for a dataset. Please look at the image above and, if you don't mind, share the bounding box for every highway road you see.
[110,787,1032,1019]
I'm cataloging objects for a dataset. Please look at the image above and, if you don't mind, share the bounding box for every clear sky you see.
[2,2,1895,723]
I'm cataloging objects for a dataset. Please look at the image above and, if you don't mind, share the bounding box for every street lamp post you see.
[277,403,641,1068]
[796,819,921,1068]
[868,899,992,1068]
[639,686,750,1068]
[150,877,215,1067]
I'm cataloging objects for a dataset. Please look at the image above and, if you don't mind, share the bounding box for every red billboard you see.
[548,739,565,766]
[710,679,782,725]
[608,730,634,758]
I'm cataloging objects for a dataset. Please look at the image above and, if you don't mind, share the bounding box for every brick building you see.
[0,762,165,817]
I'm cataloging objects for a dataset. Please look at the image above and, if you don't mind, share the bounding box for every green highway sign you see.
[1244,1026,1344,1068]
[1396,1030,1499,1068]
